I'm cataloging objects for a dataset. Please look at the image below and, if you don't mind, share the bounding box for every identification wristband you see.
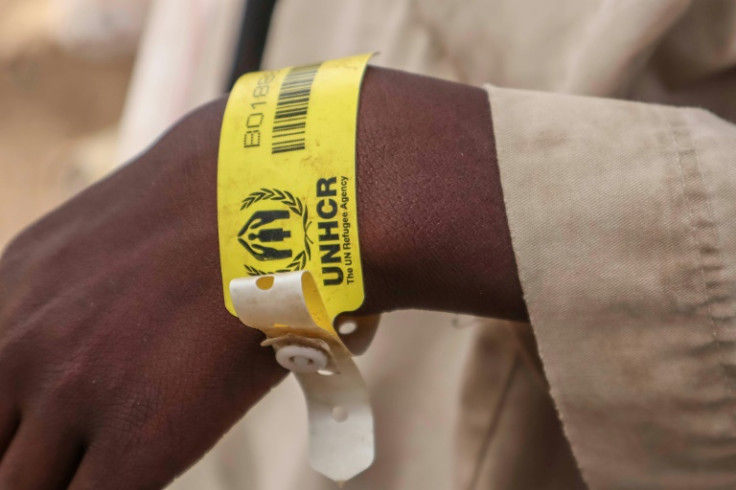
[217,54,374,483]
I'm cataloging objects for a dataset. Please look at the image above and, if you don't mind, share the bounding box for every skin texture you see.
[0,67,525,489]
[355,68,526,320]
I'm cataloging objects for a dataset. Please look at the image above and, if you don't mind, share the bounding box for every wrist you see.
[355,67,527,321]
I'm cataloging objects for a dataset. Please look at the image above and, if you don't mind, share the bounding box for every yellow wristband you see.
[217,54,375,483]
[218,53,372,331]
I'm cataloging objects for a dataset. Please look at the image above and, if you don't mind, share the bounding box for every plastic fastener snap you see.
[276,344,329,373]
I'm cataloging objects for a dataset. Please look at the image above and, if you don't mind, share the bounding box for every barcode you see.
[271,63,320,154]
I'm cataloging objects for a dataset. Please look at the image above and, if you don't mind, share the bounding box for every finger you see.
[0,418,83,489]
[335,314,380,355]
[0,403,19,460]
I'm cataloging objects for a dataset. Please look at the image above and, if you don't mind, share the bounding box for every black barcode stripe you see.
[275,97,310,107]
[274,122,306,132]
[272,63,320,154]
[274,108,308,119]
[272,144,305,154]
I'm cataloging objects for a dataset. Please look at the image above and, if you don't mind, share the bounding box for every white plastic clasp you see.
[230,271,374,483]
[275,344,328,373]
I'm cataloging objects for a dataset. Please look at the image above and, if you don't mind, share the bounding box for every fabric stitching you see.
[661,107,736,398]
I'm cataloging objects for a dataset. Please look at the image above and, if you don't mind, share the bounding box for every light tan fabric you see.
[164,1,736,489]
[492,88,736,488]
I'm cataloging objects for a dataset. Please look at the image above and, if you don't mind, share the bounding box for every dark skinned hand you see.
[0,67,525,489]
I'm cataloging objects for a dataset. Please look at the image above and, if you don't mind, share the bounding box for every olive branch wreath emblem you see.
[239,188,312,276]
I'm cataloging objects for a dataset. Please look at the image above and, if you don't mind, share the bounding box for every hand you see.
[0,65,526,490]
[0,99,285,489]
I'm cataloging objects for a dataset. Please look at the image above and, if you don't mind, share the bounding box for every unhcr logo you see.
[238,188,312,275]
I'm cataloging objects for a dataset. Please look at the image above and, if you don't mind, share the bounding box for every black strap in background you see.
[226,0,279,90]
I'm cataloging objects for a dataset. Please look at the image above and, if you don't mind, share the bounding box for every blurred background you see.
[0,0,138,246]
[0,0,246,248]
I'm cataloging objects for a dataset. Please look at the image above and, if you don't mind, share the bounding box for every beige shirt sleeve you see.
[488,85,736,489]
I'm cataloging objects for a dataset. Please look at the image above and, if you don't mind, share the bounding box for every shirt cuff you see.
[487,84,736,488]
